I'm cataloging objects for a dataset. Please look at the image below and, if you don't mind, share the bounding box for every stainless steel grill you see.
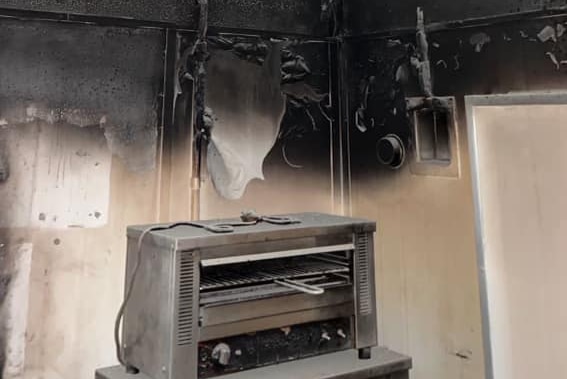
[200,255,349,291]
[121,213,377,379]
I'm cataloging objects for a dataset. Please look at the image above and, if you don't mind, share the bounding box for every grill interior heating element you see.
[122,213,377,379]
[201,253,350,291]
[200,253,352,306]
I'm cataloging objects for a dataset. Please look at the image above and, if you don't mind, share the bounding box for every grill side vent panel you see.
[177,251,195,346]
[356,233,372,316]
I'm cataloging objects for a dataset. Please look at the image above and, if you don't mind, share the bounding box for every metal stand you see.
[96,347,411,379]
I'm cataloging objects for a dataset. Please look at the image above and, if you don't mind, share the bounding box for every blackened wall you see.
[0,0,346,376]
[0,19,164,172]
[0,0,328,35]
[345,1,567,379]
[344,0,567,34]
[199,38,339,217]
[0,1,338,377]
[0,16,166,378]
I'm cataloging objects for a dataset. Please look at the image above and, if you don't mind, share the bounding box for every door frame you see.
[465,92,567,379]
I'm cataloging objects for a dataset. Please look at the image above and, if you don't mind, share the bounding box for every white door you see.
[467,94,567,379]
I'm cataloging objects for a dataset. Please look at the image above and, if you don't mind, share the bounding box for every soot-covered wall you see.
[344,0,567,34]
[0,0,328,35]
[197,36,339,218]
[0,2,338,378]
[0,18,165,379]
[345,2,567,379]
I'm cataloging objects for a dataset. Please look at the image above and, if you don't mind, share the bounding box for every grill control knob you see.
[212,343,231,366]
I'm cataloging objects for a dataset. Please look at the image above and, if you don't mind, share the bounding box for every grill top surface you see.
[127,213,375,250]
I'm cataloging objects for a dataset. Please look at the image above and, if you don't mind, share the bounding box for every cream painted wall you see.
[473,104,567,379]
[351,112,486,379]
[1,113,481,379]
[0,120,182,379]
[1,115,335,379]
[22,159,162,379]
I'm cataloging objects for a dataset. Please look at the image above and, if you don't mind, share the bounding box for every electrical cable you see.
[114,214,300,371]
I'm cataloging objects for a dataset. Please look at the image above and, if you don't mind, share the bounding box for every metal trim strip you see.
[200,243,355,267]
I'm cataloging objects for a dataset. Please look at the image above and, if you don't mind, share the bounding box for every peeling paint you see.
[395,65,407,82]
[0,104,157,172]
[281,54,311,83]
[537,25,557,43]
[546,51,560,70]
[206,44,286,200]
[354,76,376,133]
[557,24,566,38]
[204,36,330,191]
[453,55,461,70]
[209,36,314,85]
[355,108,368,133]
[413,7,433,97]
[469,32,491,52]
[281,144,303,169]
[436,60,448,69]
[387,39,402,47]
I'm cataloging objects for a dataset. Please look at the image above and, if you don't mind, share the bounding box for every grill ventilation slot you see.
[356,233,372,316]
[177,251,195,346]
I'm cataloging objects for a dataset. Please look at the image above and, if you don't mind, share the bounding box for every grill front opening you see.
[199,252,352,306]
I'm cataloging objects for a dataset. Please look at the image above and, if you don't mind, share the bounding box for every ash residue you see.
[276,42,333,170]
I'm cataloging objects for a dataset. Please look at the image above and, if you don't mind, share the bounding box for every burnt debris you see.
[188,35,332,177]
